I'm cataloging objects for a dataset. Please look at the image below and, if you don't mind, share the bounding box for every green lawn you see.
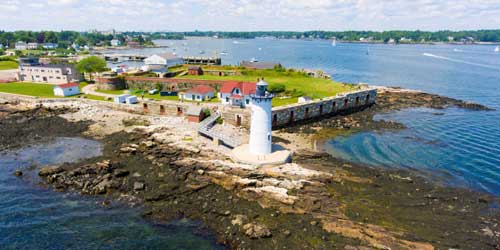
[0,61,18,70]
[272,97,298,107]
[178,68,358,100]
[0,82,89,98]
[96,88,180,101]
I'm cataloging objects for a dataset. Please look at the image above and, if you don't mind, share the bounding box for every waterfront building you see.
[15,41,27,50]
[144,53,184,74]
[42,43,58,49]
[18,58,82,84]
[27,43,39,50]
[248,79,274,155]
[219,81,256,108]
[181,85,215,102]
[110,39,122,47]
[53,82,80,97]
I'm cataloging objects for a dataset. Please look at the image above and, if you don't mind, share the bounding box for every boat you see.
[199,50,205,54]
[233,41,240,44]
[331,38,336,46]
[495,46,500,52]
[250,58,258,62]
[220,51,228,56]
[258,47,262,51]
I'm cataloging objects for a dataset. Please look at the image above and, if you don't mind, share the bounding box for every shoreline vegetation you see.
[1,87,498,249]
[2,30,500,53]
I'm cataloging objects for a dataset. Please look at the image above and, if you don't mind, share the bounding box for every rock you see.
[310,221,318,226]
[134,182,145,191]
[120,146,137,154]
[283,230,291,237]
[113,169,130,178]
[39,166,63,176]
[197,169,205,175]
[142,141,156,148]
[243,223,272,239]
[14,170,23,177]
[132,172,141,178]
[231,215,248,226]
[94,179,114,194]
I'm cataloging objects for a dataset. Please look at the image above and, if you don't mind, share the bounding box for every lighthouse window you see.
[267,133,271,141]
[246,99,249,105]
[226,97,229,102]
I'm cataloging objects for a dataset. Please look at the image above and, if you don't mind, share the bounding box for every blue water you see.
[108,38,500,195]
[0,137,223,249]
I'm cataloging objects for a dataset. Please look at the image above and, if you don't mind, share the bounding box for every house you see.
[240,61,281,70]
[181,85,215,102]
[53,82,80,97]
[18,58,82,84]
[188,65,203,75]
[110,39,122,47]
[219,81,256,108]
[185,106,205,123]
[144,53,184,74]
[15,41,27,50]
[42,43,59,49]
[27,43,39,50]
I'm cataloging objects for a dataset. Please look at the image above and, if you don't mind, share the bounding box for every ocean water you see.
[0,137,223,249]
[108,38,500,194]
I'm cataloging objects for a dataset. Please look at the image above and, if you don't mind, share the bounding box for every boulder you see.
[134,182,145,191]
[14,170,23,177]
[113,169,130,178]
[39,166,63,176]
[243,223,272,239]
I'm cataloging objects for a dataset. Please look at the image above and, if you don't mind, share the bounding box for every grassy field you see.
[178,68,358,99]
[0,82,89,98]
[96,89,180,101]
[0,61,18,70]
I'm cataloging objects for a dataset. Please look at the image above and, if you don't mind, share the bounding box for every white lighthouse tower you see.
[231,78,291,166]
[249,79,273,155]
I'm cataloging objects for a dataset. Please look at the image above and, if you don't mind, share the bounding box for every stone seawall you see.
[271,88,377,128]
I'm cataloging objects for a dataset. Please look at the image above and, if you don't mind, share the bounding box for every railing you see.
[198,112,241,148]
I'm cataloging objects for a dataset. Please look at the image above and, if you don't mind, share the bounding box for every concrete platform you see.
[231,144,292,167]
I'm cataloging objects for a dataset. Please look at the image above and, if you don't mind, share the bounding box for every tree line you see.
[150,30,500,42]
[0,31,153,49]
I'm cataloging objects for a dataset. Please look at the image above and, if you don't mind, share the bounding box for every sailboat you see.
[495,46,500,52]
[331,38,336,47]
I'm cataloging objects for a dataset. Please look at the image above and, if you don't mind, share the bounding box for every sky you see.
[1,0,500,31]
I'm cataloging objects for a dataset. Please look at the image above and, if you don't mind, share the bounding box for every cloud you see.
[2,0,500,31]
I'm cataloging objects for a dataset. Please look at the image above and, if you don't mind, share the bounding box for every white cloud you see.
[2,0,500,31]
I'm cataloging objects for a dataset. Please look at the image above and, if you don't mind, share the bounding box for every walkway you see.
[198,112,241,148]
[82,84,116,98]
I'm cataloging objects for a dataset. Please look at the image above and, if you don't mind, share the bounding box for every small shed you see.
[298,96,313,103]
[125,95,138,104]
[114,94,131,103]
[53,82,80,97]
[185,106,205,123]
[188,66,203,75]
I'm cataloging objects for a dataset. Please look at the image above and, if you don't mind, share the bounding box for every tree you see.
[76,56,107,81]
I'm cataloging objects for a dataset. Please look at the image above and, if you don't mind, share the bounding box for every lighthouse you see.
[249,79,274,155]
[231,78,291,166]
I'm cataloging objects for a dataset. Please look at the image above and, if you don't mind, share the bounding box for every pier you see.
[101,54,221,65]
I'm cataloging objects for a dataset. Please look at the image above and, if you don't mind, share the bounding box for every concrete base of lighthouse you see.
[231,144,292,167]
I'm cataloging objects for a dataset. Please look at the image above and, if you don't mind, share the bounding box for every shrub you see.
[268,83,286,93]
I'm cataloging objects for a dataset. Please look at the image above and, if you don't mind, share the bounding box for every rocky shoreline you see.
[1,89,499,249]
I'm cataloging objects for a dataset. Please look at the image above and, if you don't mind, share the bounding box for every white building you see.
[53,82,80,97]
[43,43,59,49]
[181,85,215,102]
[125,95,138,104]
[219,81,256,108]
[114,94,131,103]
[110,39,122,47]
[27,43,39,50]
[248,79,274,155]
[15,41,27,50]
[144,53,184,73]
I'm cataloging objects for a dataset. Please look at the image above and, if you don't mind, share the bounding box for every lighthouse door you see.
[236,115,241,127]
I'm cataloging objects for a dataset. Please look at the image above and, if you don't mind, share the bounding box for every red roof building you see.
[219,81,257,108]
[182,85,215,102]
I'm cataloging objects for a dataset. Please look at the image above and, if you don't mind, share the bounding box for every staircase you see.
[198,112,241,148]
